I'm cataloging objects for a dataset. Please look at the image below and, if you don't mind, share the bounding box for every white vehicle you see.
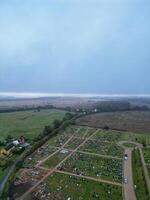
[124,178,128,184]
[124,154,128,161]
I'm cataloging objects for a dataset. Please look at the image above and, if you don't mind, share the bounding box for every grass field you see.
[27,172,123,200]
[143,148,150,176]
[0,109,67,141]
[132,149,149,200]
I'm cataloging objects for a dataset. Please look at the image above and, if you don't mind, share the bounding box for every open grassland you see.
[132,149,149,200]
[76,111,150,134]
[0,109,67,141]
[27,172,123,200]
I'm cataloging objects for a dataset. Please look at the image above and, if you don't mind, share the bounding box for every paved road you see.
[119,140,150,199]
[123,149,136,200]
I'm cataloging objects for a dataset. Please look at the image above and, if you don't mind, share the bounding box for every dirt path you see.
[56,170,122,187]
[18,129,99,200]
[36,134,75,167]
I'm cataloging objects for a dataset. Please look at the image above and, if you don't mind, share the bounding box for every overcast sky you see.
[0,0,149,94]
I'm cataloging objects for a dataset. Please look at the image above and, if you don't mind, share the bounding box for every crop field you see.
[76,111,150,134]
[13,125,150,199]
[0,109,67,141]
[26,172,122,200]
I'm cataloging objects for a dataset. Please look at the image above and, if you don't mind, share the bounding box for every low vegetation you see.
[27,172,123,200]
[0,109,67,142]
[60,152,123,183]
[132,148,149,200]
[76,111,150,134]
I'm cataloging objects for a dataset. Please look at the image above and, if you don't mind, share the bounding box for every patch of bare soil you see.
[76,111,150,134]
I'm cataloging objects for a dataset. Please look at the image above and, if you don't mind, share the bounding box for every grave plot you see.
[43,149,70,168]
[26,172,123,200]
[59,152,123,183]
[11,167,48,199]
[79,139,124,158]
[23,145,57,168]
[61,126,78,137]
[143,148,150,175]
[64,137,85,149]
[92,130,122,142]
[73,126,95,139]
[47,134,70,148]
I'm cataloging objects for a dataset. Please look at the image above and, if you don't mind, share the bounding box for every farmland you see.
[76,111,150,134]
[0,109,67,142]
[8,125,150,199]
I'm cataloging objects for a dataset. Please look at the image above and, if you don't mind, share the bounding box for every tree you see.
[5,135,13,143]
[63,112,74,120]
[53,119,61,129]
[43,125,52,135]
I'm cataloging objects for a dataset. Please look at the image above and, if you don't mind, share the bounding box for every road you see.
[119,140,150,199]
[123,149,136,200]
[0,157,21,198]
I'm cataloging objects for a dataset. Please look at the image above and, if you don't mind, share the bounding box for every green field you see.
[0,109,67,141]
[27,172,123,200]
[143,148,150,176]
[132,149,149,200]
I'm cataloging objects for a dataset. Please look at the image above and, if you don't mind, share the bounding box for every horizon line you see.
[0,92,150,98]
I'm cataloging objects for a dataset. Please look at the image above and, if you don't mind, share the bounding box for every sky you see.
[0,0,150,95]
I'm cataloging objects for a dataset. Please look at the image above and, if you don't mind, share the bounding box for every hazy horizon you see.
[0,0,150,94]
[0,92,150,99]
